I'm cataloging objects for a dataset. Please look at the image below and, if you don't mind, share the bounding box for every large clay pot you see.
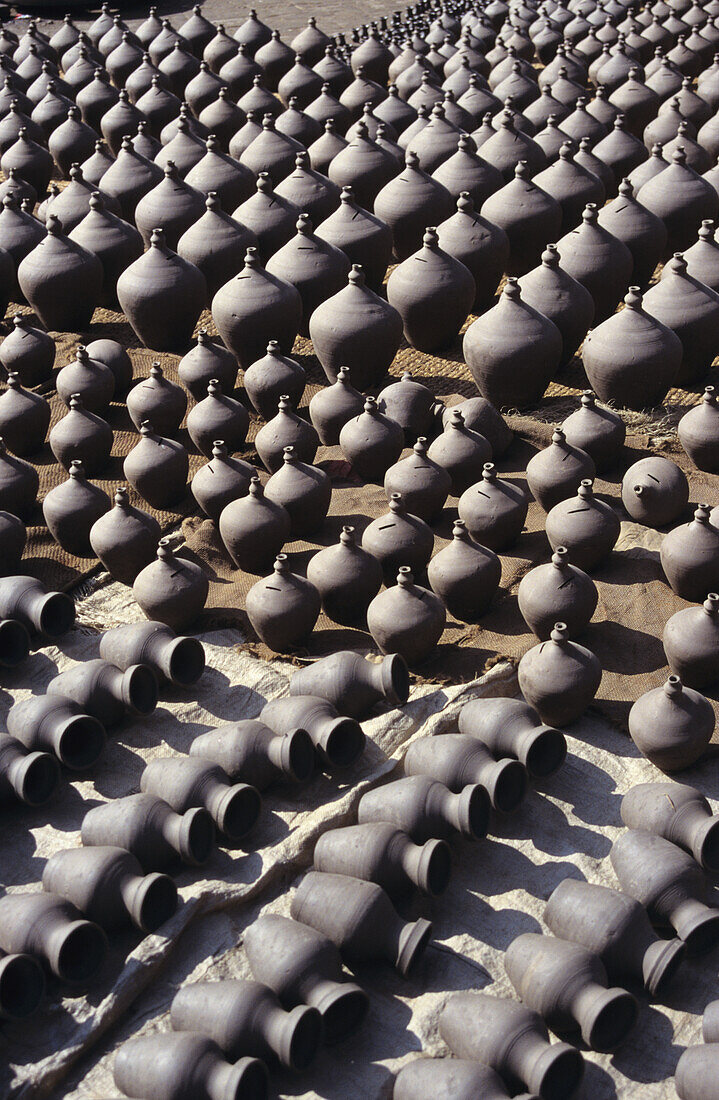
[308,366,363,446]
[18,213,102,332]
[212,247,302,371]
[545,479,621,571]
[264,446,330,537]
[133,538,208,631]
[480,160,562,276]
[361,494,434,584]
[428,520,500,621]
[123,423,188,510]
[99,135,163,222]
[127,363,186,437]
[621,781,719,873]
[306,526,383,625]
[561,391,626,471]
[479,108,547,180]
[638,148,719,254]
[387,227,475,351]
[219,477,290,575]
[134,161,206,250]
[518,244,595,369]
[629,675,714,771]
[141,756,261,843]
[113,1033,268,1100]
[245,554,320,652]
[621,455,689,528]
[679,387,719,472]
[661,504,719,602]
[309,265,403,390]
[117,228,206,353]
[314,184,391,292]
[458,463,528,551]
[232,172,297,262]
[439,992,585,1099]
[90,487,161,586]
[191,443,253,523]
[43,460,110,559]
[178,331,237,403]
[545,880,684,998]
[177,192,256,302]
[555,202,633,322]
[290,870,432,977]
[265,212,349,336]
[518,622,602,726]
[435,191,509,313]
[374,149,454,261]
[366,567,446,667]
[642,253,719,386]
[518,547,598,640]
[597,178,667,289]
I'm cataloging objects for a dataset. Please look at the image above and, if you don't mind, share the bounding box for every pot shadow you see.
[0,816,49,887]
[492,790,612,861]
[542,753,624,829]
[455,834,580,903]
[610,1004,684,1086]
[582,1060,620,1098]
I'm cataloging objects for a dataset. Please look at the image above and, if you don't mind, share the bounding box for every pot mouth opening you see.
[219,783,262,841]
[525,727,567,777]
[324,717,365,768]
[226,1055,269,1100]
[56,920,107,984]
[136,872,178,933]
[38,591,75,638]
[126,663,159,715]
[0,618,29,667]
[315,984,369,1045]
[19,750,59,807]
[461,782,490,840]
[57,715,106,770]
[492,758,528,813]
[181,806,214,865]
[383,652,410,705]
[420,837,452,897]
[586,989,638,1053]
[286,1004,323,1071]
[698,817,719,873]
[0,953,45,1019]
[285,726,315,783]
[167,635,205,685]
[536,1044,585,1100]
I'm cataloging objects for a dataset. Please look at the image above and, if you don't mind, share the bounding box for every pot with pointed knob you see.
[123,423,188,511]
[518,622,602,726]
[219,477,291,575]
[0,371,49,456]
[191,443,253,523]
[245,554,320,652]
[178,330,237,403]
[428,520,501,621]
[133,538,208,631]
[545,479,621,571]
[187,379,249,458]
[561,391,625,471]
[243,341,305,421]
[43,460,110,559]
[458,462,528,551]
[117,228,206,353]
[361,494,434,585]
[387,226,475,351]
[679,387,719,472]
[629,676,714,771]
[661,504,719,601]
[308,367,364,446]
[306,526,383,625]
[518,547,598,639]
[384,437,451,523]
[89,487,161,585]
[367,567,445,667]
[526,428,595,513]
[127,363,187,437]
[0,314,53,387]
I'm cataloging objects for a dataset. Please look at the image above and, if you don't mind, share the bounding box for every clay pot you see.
[463,278,563,410]
[664,594,719,689]
[439,992,585,1099]
[314,185,391,293]
[47,657,158,728]
[0,892,106,984]
[478,108,547,180]
[683,220,719,294]
[621,455,689,527]
[42,846,176,933]
[191,443,253,524]
[99,621,204,688]
[265,212,349,335]
[211,247,302,372]
[245,555,320,653]
[49,394,113,476]
[113,1033,268,1100]
[545,879,684,998]
[309,265,403,391]
[141,756,261,843]
[431,133,504,207]
[621,781,719,873]
[308,367,363,446]
[611,830,719,954]
[0,372,49,456]
[426,409,492,495]
[629,676,714,771]
[0,575,74,639]
[661,504,719,601]
[244,914,367,1045]
[47,165,119,235]
[0,512,26,575]
[7,692,105,770]
[219,477,291,575]
[675,1045,719,1100]
[358,770,489,842]
[43,460,110,559]
[526,428,596,513]
[377,372,436,446]
[387,227,474,351]
[264,446,330,537]
[134,161,205,250]
[261,694,364,770]
[367,567,446,667]
[187,380,249,458]
[175,192,255,302]
[170,980,321,1071]
[1,127,53,199]
[518,547,598,640]
[231,171,296,263]
[596,178,667,289]
[428,520,501,621]
[289,650,409,718]
[545,479,621,571]
[69,191,143,309]
[679,387,719,472]
[374,149,453,261]
[0,314,53,387]
[643,253,719,386]
[126,364,186,438]
[458,463,528,551]
[0,731,58,807]
[99,135,163,222]
[290,870,432,977]
[133,538,208,631]
[555,203,633,323]
[638,148,719,255]
[339,397,404,484]
[393,1059,517,1100]
[384,438,451,523]
[244,342,305,421]
[434,191,509,314]
[81,792,214,870]
[518,622,602,726]
[505,932,638,1052]
[254,396,318,474]
[458,695,566,778]
[361,494,434,584]
[306,526,383,625]
[56,345,114,416]
[475,161,559,277]
[0,436,37,521]
[561,391,626,472]
[123,423,188,510]
[405,732,528,813]
[190,719,314,788]
[117,228,206,353]
[18,213,102,332]
[186,134,254,208]
[518,244,595,369]
[314,821,451,899]
[89,487,161,586]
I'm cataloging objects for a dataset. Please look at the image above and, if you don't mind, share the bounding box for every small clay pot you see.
[339,397,405,484]
[141,756,261,843]
[191,442,253,523]
[254,395,318,474]
[621,781,719,873]
[113,1033,268,1100]
[0,892,106,984]
[439,992,585,1099]
[289,650,409,718]
[545,479,621,572]
[264,446,331,538]
[428,520,501,621]
[621,455,689,527]
[0,372,50,457]
[377,371,437,446]
[243,341,305,421]
[358,773,490,843]
[314,822,451,899]
[126,363,187,438]
[261,694,364,771]
[526,428,596,513]
[244,914,368,1044]
[0,731,58,807]
[187,379,249,459]
[81,792,214,871]
[678,387,719,473]
[89,487,161,586]
[308,366,364,446]
[219,476,291,575]
[629,676,714,771]
[367,567,446,667]
[178,330,237,402]
[306,526,383,625]
[664,594,719,690]
[458,695,567,778]
[245,555,320,653]
[99,621,205,688]
[661,505,719,601]
[123,423,188,511]
[561,391,626,472]
[47,657,158,729]
[190,719,314,789]
[84,338,132,397]
[518,622,602,726]
[426,409,492,496]
[384,437,452,523]
[518,547,598,640]
[505,932,638,1052]
[133,538,209,632]
[290,870,432,977]
[405,732,529,814]
[0,314,53,388]
[458,462,528,551]
[43,460,110,559]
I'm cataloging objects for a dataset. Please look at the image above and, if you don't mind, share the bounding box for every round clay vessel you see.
[254,395,318,474]
[545,479,621,571]
[244,341,305,421]
[384,437,452,523]
[187,379,249,458]
[264,446,331,538]
[629,675,714,771]
[89,487,161,585]
[561,391,626,472]
[637,147,719,254]
[117,228,206,353]
[679,387,719,472]
[191,442,253,523]
[428,519,500,621]
[123,423,188,511]
[661,504,719,601]
[219,477,291,575]
[426,409,492,495]
[49,394,112,476]
[621,455,689,527]
[265,212,349,335]
[0,372,49,456]
[555,203,633,323]
[314,184,392,292]
[42,459,110,559]
[435,191,509,314]
[308,366,364,447]
[177,330,237,404]
[387,227,475,352]
[366,566,446,667]
[84,338,132,396]
[245,554,320,652]
[664,593,719,690]
[0,314,53,388]
[127,363,187,438]
[518,547,598,639]
[377,371,437,445]
[458,462,528,551]
[526,428,596,513]
[339,396,404,484]
[306,526,383,625]
[361,493,434,584]
[133,538,209,631]
[518,622,602,726]
[442,397,513,457]
[597,177,667,288]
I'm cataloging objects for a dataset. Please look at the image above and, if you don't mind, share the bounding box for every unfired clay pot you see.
[518,622,602,726]
[629,675,715,771]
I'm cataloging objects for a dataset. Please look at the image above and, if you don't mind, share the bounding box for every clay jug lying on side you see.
[81,792,214,872]
[289,650,409,718]
[113,1032,269,1100]
[313,822,451,898]
[620,782,719,873]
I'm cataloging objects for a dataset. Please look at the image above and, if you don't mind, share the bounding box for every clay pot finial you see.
[623,285,642,310]
[396,565,414,587]
[702,386,717,407]
[88,192,104,212]
[542,244,560,267]
[69,458,86,479]
[347,264,365,287]
[149,227,166,249]
[296,213,313,235]
[46,213,63,236]
[244,245,259,267]
[550,621,569,643]
[672,147,688,167]
[664,674,683,698]
[113,486,130,508]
